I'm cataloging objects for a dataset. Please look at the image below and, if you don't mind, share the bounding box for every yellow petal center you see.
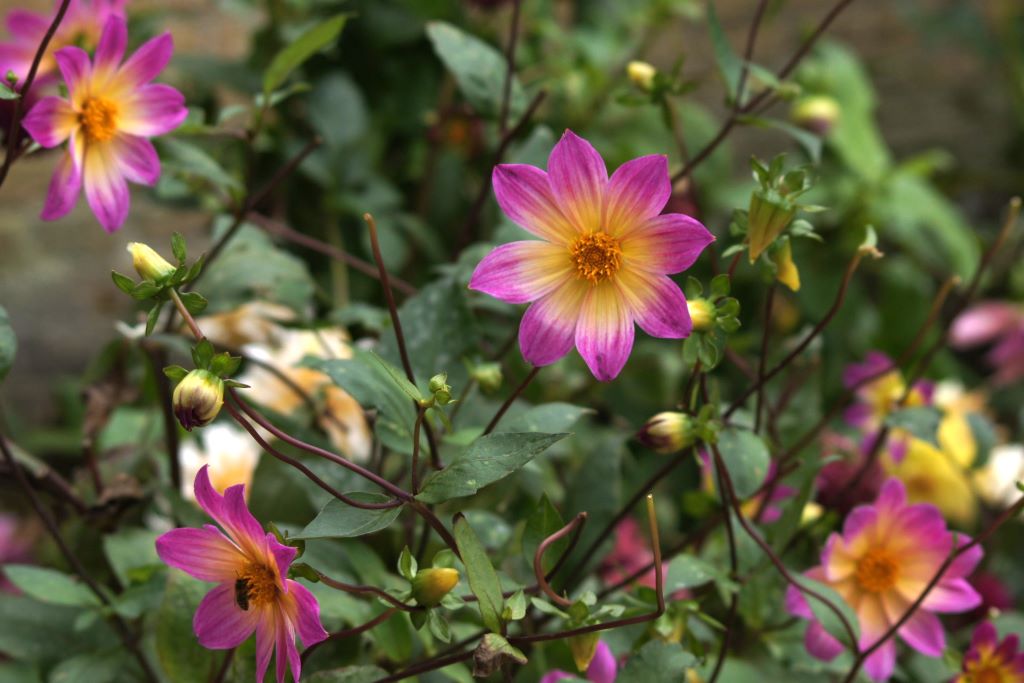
[855,547,899,593]
[79,96,119,142]
[235,562,279,610]
[569,232,622,284]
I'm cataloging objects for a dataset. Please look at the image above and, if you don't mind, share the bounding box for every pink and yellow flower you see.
[22,15,187,232]
[786,478,982,681]
[951,301,1024,386]
[954,621,1024,683]
[541,640,618,683]
[155,466,327,683]
[470,130,714,381]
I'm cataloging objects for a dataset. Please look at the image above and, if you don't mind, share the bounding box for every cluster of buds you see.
[164,340,246,431]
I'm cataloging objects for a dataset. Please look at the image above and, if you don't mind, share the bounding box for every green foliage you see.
[296,495,404,539]
[618,641,697,682]
[263,14,350,96]
[453,515,505,634]
[714,428,771,499]
[0,305,15,383]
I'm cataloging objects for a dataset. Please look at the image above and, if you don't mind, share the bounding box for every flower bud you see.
[637,412,695,454]
[627,61,657,91]
[410,567,460,607]
[791,95,840,136]
[428,372,453,405]
[747,192,795,263]
[771,238,801,292]
[172,370,224,431]
[470,362,503,394]
[568,632,600,672]
[127,242,175,281]
[687,298,715,332]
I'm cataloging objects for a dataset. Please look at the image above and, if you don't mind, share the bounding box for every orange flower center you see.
[570,232,622,283]
[79,97,119,142]
[855,548,899,593]
[234,562,278,610]
[969,668,1002,683]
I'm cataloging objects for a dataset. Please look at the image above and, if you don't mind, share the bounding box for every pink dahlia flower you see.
[954,621,1024,683]
[155,466,327,683]
[786,478,983,682]
[22,14,187,232]
[951,302,1024,385]
[470,130,714,381]
[541,640,618,683]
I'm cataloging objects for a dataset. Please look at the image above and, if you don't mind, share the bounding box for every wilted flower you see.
[541,640,618,683]
[951,301,1024,385]
[954,621,1024,683]
[626,60,657,91]
[787,478,982,682]
[156,466,327,682]
[179,423,261,503]
[22,15,187,232]
[410,567,460,607]
[470,130,713,381]
[790,95,840,135]
[173,369,225,431]
[127,242,174,281]
[636,411,694,454]
[195,301,297,350]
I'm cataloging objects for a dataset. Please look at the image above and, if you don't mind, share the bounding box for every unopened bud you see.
[687,298,715,332]
[747,193,795,263]
[771,239,801,292]
[627,61,657,91]
[172,369,224,431]
[410,567,460,607]
[428,373,453,405]
[470,362,503,393]
[127,242,175,281]
[568,632,600,673]
[791,95,840,136]
[637,412,695,454]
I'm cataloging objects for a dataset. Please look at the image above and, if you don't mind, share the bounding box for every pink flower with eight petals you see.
[155,466,327,683]
[22,15,187,232]
[470,130,714,381]
[954,621,1024,683]
[786,478,982,682]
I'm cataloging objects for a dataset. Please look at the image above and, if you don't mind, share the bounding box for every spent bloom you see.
[22,15,187,232]
[179,422,261,504]
[787,478,982,681]
[951,301,1024,385]
[954,621,1024,683]
[156,466,327,682]
[470,130,714,381]
[540,640,618,683]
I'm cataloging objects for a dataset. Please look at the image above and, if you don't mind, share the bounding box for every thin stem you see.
[168,289,204,340]
[411,406,426,494]
[708,454,740,683]
[302,609,397,666]
[498,0,523,135]
[143,343,182,493]
[482,366,540,435]
[318,572,422,612]
[376,650,475,683]
[534,513,588,607]
[753,285,775,434]
[210,648,234,683]
[735,0,772,110]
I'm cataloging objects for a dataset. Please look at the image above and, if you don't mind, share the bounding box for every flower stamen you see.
[235,562,278,609]
[855,548,899,593]
[569,232,622,284]
[79,97,119,142]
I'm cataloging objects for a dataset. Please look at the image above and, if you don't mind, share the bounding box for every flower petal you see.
[118,83,188,137]
[53,46,91,107]
[469,241,572,304]
[22,96,77,148]
[268,535,298,580]
[897,609,945,656]
[576,282,634,381]
[40,148,82,221]
[193,582,259,649]
[115,32,175,90]
[547,130,607,233]
[950,302,1022,348]
[615,268,691,339]
[805,620,844,661]
[282,580,328,647]
[255,611,276,683]
[193,465,266,556]
[587,641,617,683]
[110,134,160,185]
[920,578,981,613]
[93,14,126,78]
[492,164,577,244]
[6,10,48,40]
[518,280,589,367]
[82,142,130,232]
[863,638,897,682]
[155,525,246,582]
[276,611,294,683]
[604,155,670,236]
[620,213,714,275]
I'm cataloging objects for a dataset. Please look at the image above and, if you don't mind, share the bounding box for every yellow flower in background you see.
[180,423,261,503]
[883,430,977,527]
[933,380,988,470]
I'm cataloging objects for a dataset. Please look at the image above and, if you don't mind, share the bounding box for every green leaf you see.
[2,566,101,608]
[307,666,389,683]
[426,609,451,643]
[102,529,161,586]
[110,271,136,295]
[737,115,822,163]
[715,427,770,499]
[617,641,696,682]
[886,406,942,447]
[170,232,187,264]
[425,22,526,119]
[500,403,593,434]
[145,302,164,336]
[453,515,504,633]
[156,573,217,683]
[178,291,208,316]
[0,594,116,662]
[397,546,417,581]
[522,494,566,576]
[706,1,743,101]
[502,589,527,621]
[263,14,349,96]
[665,555,721,591]
[0,81,19,100]
[0,306,15,384]
[792,576,860,648]
[293,494,403,539]
[159,138,242,193]
[417,432,567,504]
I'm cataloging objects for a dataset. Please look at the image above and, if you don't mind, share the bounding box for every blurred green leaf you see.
[308,666,389,682]
[793,576,860,648]
[295,494,403,539]
[49,649,134,683]
[522,494,566,576]
[159,138,242,193]
[618,641,696,682]
[453,515,504,633]
[706,1,743,100]
[715,428,770,499]
[886,406,942,447]
[102,529,161,586]
[665,555,721,591]
[263,14,349,96]
[156,573,217,683]
[2,566,100,608]
[0,306,15,383]
[501,403,593,434]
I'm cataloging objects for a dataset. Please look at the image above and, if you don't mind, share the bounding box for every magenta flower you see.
[951,302,1024,385]
[599,517,661,589]
[0,514,34,594]
[954,621,1024,683]
[541,641,618,683]
[470,130,714,381]
[21,15,186,232]
[155,466,327,683]
[786,478,982,681]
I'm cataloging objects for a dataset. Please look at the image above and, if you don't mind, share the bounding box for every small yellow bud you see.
[410,567,460,607]
[747,193,795,263]
[627,61,657,91]
[127,242,175,281]
[637,411,694,454]
[470,362,503,394]
[568,632,600,673]
[687,298,715,332]
[771,239,801,292]
[791,95,840,136]
[172,370,225,431]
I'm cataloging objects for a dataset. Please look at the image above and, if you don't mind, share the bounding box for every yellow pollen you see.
[236,562,278,609]
[569,232,622,284]
[855,548,899,593]
[79,97,119,142]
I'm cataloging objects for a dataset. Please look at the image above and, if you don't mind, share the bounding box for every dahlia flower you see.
[541,640,618,683]
[951,301,1024,385]
[470,130,714,381]
[954,621,1024,683]
[156,466,328,682]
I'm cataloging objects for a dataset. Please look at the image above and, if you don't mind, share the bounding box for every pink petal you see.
[547,130,607,233]
[40,148,82,221]
[785,582,813,620]
[193,466,266,555]
[863,638,897,682]
[947,536,984,579]
[255,614,275,683]
[193,582,260,649]
[620,213,714,275]
[110,134,160,185]
[587,641,617,683]
[82,142,130,232]
[897,609,945,656]
[276,613,294,683]
[115,32,175,89]
[155,525,246,582]
[969,621,999,651]
[518,280,588,367]
[53,46,91,106]
[604,154,670,236]
[874,478,907,516]
[93,14,126,76]
[282,580,328,647]
[616,268,692,338]
[6,10,48,39]
[539,673,573,683]
[575,283,634,381]
[950,302,1022,348]
[469,241,573,304]
[918,578,981,613]
[22,96,77,147]
[118,83,188,137]
[805,620,844,661]
[492,164,577,244]
[843,352,895,390]
[268,536,298,580]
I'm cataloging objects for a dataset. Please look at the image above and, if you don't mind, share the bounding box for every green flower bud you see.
[791,95,840,136]
[428,372,453,405]
[127,242,175,281]
[687,298,715,333]
[568,632,600,672]
[747,192,796,263]
[410,567,460,607]
[636,411,695,454]
[470,362,503,394]
[172,369,224,431]
[627,60,657,91]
